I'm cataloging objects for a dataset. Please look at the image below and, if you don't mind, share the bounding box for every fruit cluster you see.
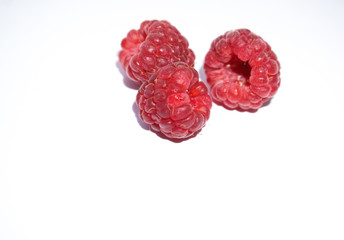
[119,20,212,139]
[119,20,281,140]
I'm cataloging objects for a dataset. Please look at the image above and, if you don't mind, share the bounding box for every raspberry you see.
[136,62,212,139]
[119,20,195,85]
[204,29,281,110]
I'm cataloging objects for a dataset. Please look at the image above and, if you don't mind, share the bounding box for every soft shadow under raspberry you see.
[116,60,141,90]
[198,64,208,86]
[153,129,201,143]
[132,102,150,130]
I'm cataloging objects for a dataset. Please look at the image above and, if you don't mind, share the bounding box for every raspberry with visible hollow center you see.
[136,62,212,139]
[204,29,281,110]
[119,20,195,85]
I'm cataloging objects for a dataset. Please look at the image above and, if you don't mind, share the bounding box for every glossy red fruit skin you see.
[119,20,195,85]
[136,62,212,139]
[204,29,281,110]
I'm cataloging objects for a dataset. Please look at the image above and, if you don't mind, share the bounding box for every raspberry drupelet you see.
[204,29,281,110]
[136,62,212,139]
[119,20,195,85]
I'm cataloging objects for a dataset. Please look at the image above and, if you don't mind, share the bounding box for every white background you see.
[1,0,344,239]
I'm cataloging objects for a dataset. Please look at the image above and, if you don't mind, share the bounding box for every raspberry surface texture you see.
[204,29,281,110]
[136,62,212,139]
[119,20,195,85]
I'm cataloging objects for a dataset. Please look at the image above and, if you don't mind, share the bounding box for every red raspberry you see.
[136,62,212,139]
[119,20,195,85]
[204,29,281,110]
